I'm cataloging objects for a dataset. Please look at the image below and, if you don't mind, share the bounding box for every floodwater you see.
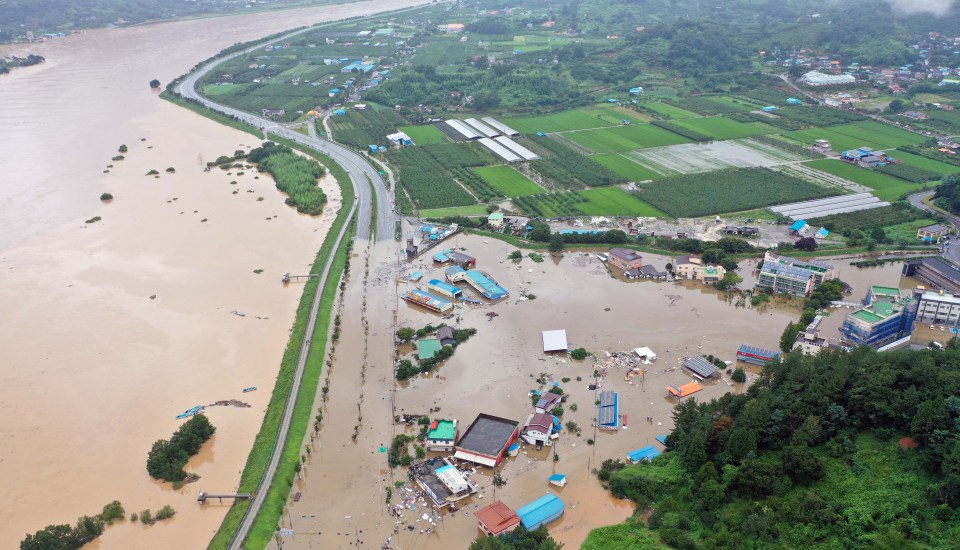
[0,0,425,548]
[283,234,902,549]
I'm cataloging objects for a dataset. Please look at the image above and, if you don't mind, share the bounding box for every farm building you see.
[904,258,960,294]
[736,345,781,366]
[445,269,507,300]
[917,224,951,241]
[427,279,463,300]
[475,501,521,536]
[411,457,478,507]
[535,392,562,414]
[478,137,522,162]
[454,413,520,467]
[667,382,703,399]
[681,356,720,380]
[786,97,803,105]
[541,330,568,353]
[488,212,504,229]
[494,136,539,160]
[598,391,620,430]
[402,289,453,314]
[516,494,565,530]
[437,326,455,346]
[789,219,809,235]
[433,249,476,268]
[629,86,644,95]
[446,119,481,140]
[464,118,500,138]
[608,248,644,271]
[425,419,458,451]
[627,446,661,464]
[521,413,555,445]
[674,255,726,284]
[386,131,413,146]
[840,286,916,347]
[481,117,520,137]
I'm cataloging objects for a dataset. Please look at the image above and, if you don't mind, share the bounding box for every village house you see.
[608,248,644,271]
[520,412,554,446]
[674,255,726,284]
[918,223,952,241]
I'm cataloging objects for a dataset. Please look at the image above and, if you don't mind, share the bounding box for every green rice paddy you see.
[565,124,692,153]
[805,159,919,201]
[575,187,666,216]
[399,124,450,145]
[591,153,664,181]
[472,165,544,197]
[886,150,959,176]
[501,108,616,134]
[672,116,775,139]
[640,102,701,119]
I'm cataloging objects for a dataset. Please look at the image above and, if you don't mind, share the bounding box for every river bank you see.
[0,0,425,547]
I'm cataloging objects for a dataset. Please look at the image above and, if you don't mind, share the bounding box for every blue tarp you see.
[789,220,808,231]
[627,446,661,463]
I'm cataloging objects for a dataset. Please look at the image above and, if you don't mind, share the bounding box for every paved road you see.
[171,19,401,550]
[174,31,397,241]
[909,190,959,263]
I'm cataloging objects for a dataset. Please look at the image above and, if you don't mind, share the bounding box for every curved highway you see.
[174,27,398,241]
[909,190,960,263]
[171,18,401,550]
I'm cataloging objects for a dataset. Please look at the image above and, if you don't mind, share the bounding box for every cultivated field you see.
[887,150,959,176]
[670,116,774,140]
[785,121,927,152]
[501,108,617,134]
[590,153,663,181]
[805,159,918,201]
[771,164,871,193]
[635,167,842,217]
[565,124,692,152]
[575,187,666,217]
[399,124,450,145]
[419,205,489,218]
[623,138,806,176]
[640,102,701,119]
[473,165,544,197]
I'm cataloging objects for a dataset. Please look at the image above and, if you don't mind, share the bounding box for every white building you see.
[801,71,856,86]
[915,289,960,327]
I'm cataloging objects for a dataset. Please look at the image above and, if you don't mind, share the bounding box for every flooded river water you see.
[0,1,425,547]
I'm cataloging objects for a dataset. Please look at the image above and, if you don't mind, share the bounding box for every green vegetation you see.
[641,102,701,120]
[806,159,919,201]
[473,165,544,197]
[582,523,669,549]
[594,345,960,548]
[501,108,619,134]
[329,108,409,150]
[385,147,475,209]
[650,120,712,142]
[934,174,960,215]
[591,153,664,181]
[530,136,626,188]
[669,117,774,140]
[888,150,960,176]
[635,167,840,217]
[877,163,941,183]
[773,105,867,126]
[419,205,490,218]
[0,53,44,73]
[566,124,692,153]
[810,204,930,235]
[99,193,113,201]
[731,367,746,383]
[146,414,216,482]
[398,125,450,145]
[396,326,477,381]
[246,142,327,215]
[576,188,666,217]
[20,501,124,550]
[469,526,562,550]
[513,192,587,217]
[85,216,102,224]
[571,348,589,360]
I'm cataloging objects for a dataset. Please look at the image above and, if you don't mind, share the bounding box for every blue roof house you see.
[789,220,808,232]
[517,494,564,530]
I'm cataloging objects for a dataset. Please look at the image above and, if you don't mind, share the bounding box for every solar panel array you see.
[769,192,888,220]
[598,391,618,426]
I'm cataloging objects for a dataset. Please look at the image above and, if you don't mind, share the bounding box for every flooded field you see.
[284,233,841,549]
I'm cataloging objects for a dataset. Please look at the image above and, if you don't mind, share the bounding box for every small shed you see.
[542,330,568,352]
[516,494,565,530]
[666,382,703,399]
[437,326,455,346]
[548,474,567,487]
[681,356,720,380]
[789,220,808,233]
[634,347,657,361]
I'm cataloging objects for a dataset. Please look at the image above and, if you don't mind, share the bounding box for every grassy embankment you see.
[159,93,358,549]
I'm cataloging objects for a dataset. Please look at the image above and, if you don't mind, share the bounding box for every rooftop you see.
[542,329,568,352]
[456,414,519,458]
[516,494,564,530]
[427,419,457,441]
[682,356,720,379]
[418,339,442,360]
[871,285,901,298]
[609,248,642,262]
[475,501,520,535]
[851,309,887,324]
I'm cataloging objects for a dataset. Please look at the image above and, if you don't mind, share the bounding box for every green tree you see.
[782,446,823,485]
[395,327,416,342]
[724,428,757,465]
[731,368,746,383]
[570,348,588,360]
[886,99,907,113]
[548,233,565,253]
[149,79,161,89]
[681,431,708,474]
[468,525,562,549]
[780,322,799,353]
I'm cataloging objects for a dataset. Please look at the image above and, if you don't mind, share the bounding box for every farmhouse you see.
[674,255,726,284]
[425,419,458,451]
[625,265,668,280]
[534,391,562,414]
[517,494,565,530]
[608,248,644,271]
[520,413,555,446]
[475,501,521,536]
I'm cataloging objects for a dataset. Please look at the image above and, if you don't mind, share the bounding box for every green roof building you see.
[418,338,442,360]
[426,419,459,451]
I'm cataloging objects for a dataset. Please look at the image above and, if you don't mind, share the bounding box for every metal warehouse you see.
[736,345,781,366]
[454,413,520,467]
[427,279,463,300]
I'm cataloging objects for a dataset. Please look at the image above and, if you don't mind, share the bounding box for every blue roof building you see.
[762,106,778,112]
[598,391,620,430]
[789,220,808,232]
[626,446,661,464]
[516,494,564,530]
[464,270,508,300]
[786,98,803,105]
[427,279,463,300]
[629,86,643,95]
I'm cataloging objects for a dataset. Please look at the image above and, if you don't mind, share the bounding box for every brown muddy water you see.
[0,1,426,548]
[281,235,912,549]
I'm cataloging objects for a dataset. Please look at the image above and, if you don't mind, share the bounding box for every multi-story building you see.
[839,286,916,347]
[674,255,726,284]
[914,288,960,327]
[903,257,960,294]
[757,252,836,296]
[608,248,644,271]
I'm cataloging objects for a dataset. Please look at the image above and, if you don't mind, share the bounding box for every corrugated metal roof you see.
[517,494,564,530]
[737,345,780,359]
[598,391,619,427]
[682,356,719,379]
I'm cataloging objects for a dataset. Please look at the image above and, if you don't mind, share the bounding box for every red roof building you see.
[475,500,521,536]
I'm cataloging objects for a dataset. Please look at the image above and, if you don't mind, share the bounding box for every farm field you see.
[472,165,544,197]
[624,138,806,177]
[640,102,701,119]
[804,159,918,201]
[826,121,928,148]
[575,187,666,217]
[670,116,775,139]
[782,128,887,153]
[635,167,842,217]
[887,150,959,176]
[591,153,663,181]
[399,124,450,145]
[419,204,489,218]
[500,108,616,134]
[564,124,694,153]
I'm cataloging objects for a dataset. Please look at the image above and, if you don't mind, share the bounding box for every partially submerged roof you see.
[682,356,719,379]
[634,346,656,360]
[627,445,661,463]
[418,338,442,360]
[542,329,568,352]
[516,494,564,530]
[475,501,520,535]
[598,391,620,428]
[667,382,703,398]
[455,414,519,465]
[427,419,457,441]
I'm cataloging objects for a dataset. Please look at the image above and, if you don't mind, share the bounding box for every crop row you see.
[635,167,841,217]
[666,96,742,116]
[876,163,942,183]
[421,143,489,169]
[729,112,803,131]
[450,167,504,202]
[807,204,928,232]
[774,106,866,127]
[385,147,476,209]
[651,120,711,142]
[530,136,627,187]
[750,135,825,159]
[512,192,585,217]
[330,108,408,150]
[899,145,960,168]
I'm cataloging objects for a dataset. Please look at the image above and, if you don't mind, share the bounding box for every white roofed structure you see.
[542,330,568,352]
[770,192,888,219]
[446,119,481,140]
[464,118,500,138]
[634,347,657,361]
[482,117,521,136]
[478,137,521,162]
[494,136,539,160]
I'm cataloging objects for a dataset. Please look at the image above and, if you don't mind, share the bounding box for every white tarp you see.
[634,347,657,360]
[542,330,568,352]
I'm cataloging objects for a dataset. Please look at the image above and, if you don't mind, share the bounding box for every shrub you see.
[118,144,128,153]
[112,155,125,161]
[100,501,125,524]
[165,167,176,173]
[100,193,113,201]
[508,250,523,260]
[140,509,154,525]
[570,348,589,360]
[732,368,746,383]
[146,169,159,175]
[155,505,176,521]
[130,512,138,522]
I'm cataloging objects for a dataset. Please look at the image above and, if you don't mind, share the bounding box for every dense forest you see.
[934,174,960,216]
[591,346,960,548]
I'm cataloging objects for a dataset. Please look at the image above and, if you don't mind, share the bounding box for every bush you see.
[100,501,125,524]
[140,509,154,525]
[100,193,113,201]
[155,505,176,521]
[146,414,216,482]
[508,249,523,260]
[165,167,176,173]
[731,368,746,383]
[570,348,589,360]
[118,144,128,153]
[146,169,159,176]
